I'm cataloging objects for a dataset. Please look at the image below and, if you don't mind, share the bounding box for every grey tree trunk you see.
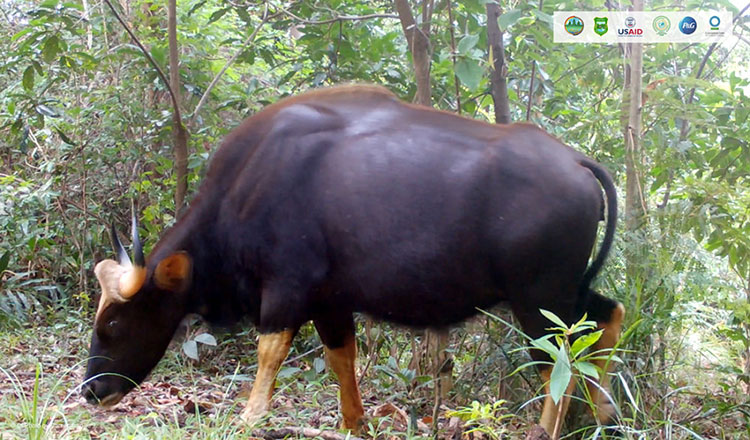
[486,2,511,124]
[168,0,188,215]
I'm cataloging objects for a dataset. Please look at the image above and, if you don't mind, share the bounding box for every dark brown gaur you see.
[81,85,624,436]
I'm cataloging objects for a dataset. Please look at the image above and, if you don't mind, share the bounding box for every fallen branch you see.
[252,428,365,440]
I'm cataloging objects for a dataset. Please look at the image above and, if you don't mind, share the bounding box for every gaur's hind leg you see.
[584,291,625,426]
[511,293,578,437]
[314,313,365,432]
[539,366,576,436]
[241,330,295,424]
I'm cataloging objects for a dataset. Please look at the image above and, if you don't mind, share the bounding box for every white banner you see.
[553,11,731,43]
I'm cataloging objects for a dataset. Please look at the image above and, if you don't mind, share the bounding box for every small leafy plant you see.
[447,399,511,439]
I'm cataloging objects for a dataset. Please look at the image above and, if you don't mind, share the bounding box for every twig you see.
[252,427,365,440]
[446,0,461,114]
[283,345,323,366]
[526,62,536,121]
[101,0,183,123]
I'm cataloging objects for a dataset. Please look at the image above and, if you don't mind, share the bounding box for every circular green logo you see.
[653,16,671,36]
[564,16,584,35]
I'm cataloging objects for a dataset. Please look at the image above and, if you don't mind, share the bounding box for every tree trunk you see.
[168,0,188,215]
[623,0,646,285]
[395,0,433,106]
[486,2,511,124]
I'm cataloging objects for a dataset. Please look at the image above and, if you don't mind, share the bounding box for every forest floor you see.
[0,309,539,440]
[0,308,747,439]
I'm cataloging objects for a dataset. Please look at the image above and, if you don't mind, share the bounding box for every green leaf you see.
[277,366,301,379]
[498,9,522,31]
[22,66,34,91]
[42,35,60,63]
[457,34,479,55]
[540,309,568,329]
[236,7,252,24]
[150,45,167,68]
[55,128,76,145]
[530,337,558,357]
[187,0,207,16]
[549,348,572,404]
[570,330,602,356]
[194,333,217,346]
[573,360,599,378]
[0,251,10,274]
[532,9,553,25]
[455,59,482,91]
[182,340,199,360]
[313,357,326,373]
[208,7,230,24]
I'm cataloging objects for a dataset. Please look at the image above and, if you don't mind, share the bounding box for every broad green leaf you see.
[42,36,60,63]
[22,66,34,91]
[194,333,217,346]
[182,340,199,360]
[571,330,602,356]
[236,7,252,24]
[150,45,167,68]
[55,128,75,145]
[208,7,230,25]
[549,348,572,404]
[313,357,326,373]
[455,59,482,91]
[457,34,479,55]
[0,251,9,274]
[573,360,599,378]
[540,309,568,329]
[187,0,207,16]
[532,9,553,25]
[498,9,522,31]
[277,366,301,379]
[530,337,558,358]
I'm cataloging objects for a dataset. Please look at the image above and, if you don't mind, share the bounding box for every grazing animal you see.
[82,85,623,435]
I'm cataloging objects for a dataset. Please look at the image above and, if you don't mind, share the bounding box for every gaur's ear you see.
[154,252,192,292]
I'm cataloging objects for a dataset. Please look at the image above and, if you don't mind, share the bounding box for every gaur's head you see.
[81,217,192,406]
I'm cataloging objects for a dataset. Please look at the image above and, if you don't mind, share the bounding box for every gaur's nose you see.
[81,381,100,405]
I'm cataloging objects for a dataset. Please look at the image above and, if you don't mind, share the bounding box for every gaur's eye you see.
[107,319,118,328]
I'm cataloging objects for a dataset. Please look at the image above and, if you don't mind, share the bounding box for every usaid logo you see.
[680,16,697,34]
[618,16,643,36]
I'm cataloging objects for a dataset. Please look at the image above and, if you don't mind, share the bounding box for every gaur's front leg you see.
[240,330,294,424]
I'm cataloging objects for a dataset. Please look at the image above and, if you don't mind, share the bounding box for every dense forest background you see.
[1,0,749,438]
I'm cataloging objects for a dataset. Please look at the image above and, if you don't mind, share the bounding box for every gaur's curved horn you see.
[119,264,146,299]
[131,211,145,267]
[119,208,147,298]
[111,222,131,267]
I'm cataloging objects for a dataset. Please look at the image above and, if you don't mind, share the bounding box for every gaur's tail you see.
[576,159,617,314]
